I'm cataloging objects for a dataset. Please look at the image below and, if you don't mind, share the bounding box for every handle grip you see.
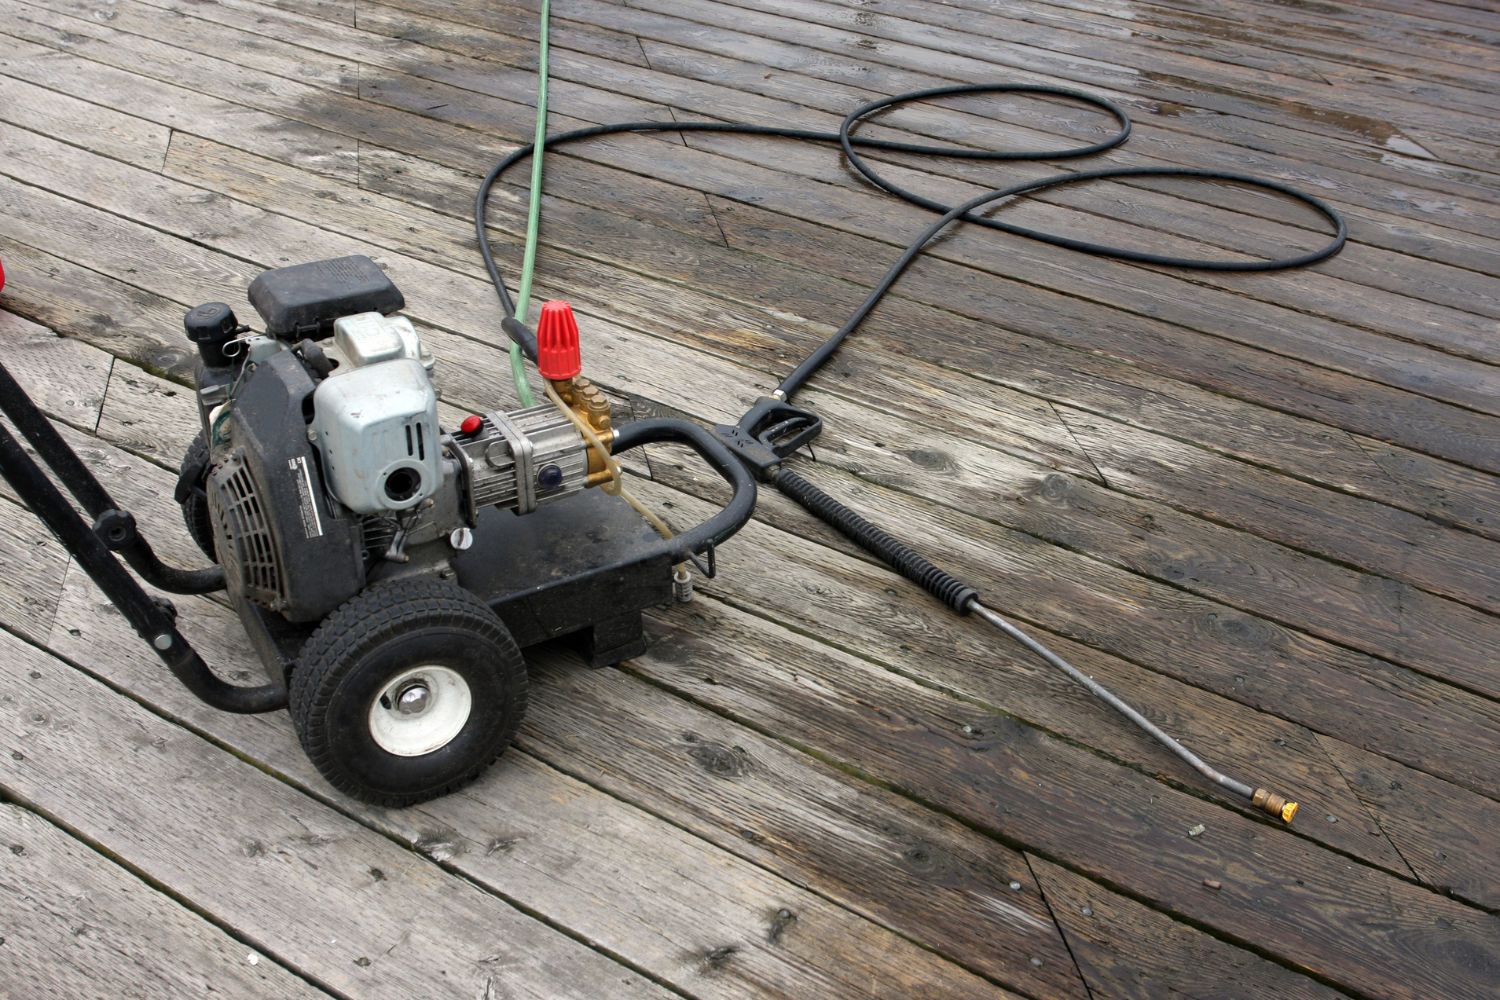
[611,417,758,566]
[774,467,977,613]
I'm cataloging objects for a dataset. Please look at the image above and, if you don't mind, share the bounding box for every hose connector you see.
[1253,788,1299,824]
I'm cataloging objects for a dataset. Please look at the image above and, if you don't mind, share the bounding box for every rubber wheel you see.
[178,431,216,561]
[290,577,528,807]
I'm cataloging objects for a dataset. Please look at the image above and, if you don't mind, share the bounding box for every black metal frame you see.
[0,352,755,719]
[0,358,285,713]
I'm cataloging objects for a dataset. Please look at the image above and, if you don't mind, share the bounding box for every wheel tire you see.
[178,431,216,561]
[290,577,528,807]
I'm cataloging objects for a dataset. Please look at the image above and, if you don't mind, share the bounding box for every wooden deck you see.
[1,0,1497,996]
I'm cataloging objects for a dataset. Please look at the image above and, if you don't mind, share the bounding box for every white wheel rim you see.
[368,665,472,757]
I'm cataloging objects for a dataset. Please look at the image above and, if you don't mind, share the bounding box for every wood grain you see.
[0,630,679,1000]
[621,597,1500,1000]
[0,0,1495,994]
[0,804,333,1000]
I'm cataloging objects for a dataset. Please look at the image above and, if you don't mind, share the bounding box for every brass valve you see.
[549,376,615,486]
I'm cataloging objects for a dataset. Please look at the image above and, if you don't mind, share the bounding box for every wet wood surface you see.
[0,1,1497,997]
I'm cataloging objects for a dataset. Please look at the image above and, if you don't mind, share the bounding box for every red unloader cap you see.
[535,300,582,381]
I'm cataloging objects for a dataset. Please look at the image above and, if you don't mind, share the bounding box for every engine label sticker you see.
[288,456,325,539]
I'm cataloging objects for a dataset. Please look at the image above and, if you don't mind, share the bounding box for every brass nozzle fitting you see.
[1252,788,1299,824]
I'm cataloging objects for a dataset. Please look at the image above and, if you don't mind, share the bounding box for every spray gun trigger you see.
[714,396,823,478]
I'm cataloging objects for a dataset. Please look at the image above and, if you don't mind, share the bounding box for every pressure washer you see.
[0,7,1347,819]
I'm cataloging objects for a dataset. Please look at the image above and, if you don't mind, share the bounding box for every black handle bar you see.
[610,417,757,568]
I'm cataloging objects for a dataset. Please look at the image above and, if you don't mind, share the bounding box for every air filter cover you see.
[248,255,404,340]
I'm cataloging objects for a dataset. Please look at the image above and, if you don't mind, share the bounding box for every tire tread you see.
[291,577,527,806]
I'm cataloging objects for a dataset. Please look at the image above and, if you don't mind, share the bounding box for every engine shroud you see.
[205,350,365,622]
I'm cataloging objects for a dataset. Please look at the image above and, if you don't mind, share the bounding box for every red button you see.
[460,415,483,435]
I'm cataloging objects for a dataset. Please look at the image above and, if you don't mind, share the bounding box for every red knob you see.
[535,300,582,381]
[459,414,483,435]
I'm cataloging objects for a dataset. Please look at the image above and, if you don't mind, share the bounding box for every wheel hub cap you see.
[369,666,472,756]
[395,682,431,716]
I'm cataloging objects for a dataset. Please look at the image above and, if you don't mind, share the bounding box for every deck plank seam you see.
[7,276,1494,817]
[615,654,1379,1000]
[1020,851,1098,1000]
[39,0,1500,282]
[5,11,1494,413]
[1049,399,1111,490]
[1310,733,1425,887]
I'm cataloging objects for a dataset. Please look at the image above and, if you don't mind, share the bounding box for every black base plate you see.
[236,489,673,680]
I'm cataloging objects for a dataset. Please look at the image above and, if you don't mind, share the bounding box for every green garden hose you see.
[506,0,551,406]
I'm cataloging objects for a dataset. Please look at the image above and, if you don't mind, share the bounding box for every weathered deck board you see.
[1,0,1497,997]
[11,365,1035,997]
[0,631,679,1000]
[2,97,1500,815]
[14,390,1468,999]
[12,316,1500,997]
[620,598,1500,1000]
[61,345,1423,879]
[11,117,1500,680]
[0,804,333,1000]
[116,0,1500,383]
[5,166,1494,797]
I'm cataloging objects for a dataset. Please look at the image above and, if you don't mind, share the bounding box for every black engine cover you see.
[207,351,365,622]
[247,255,404,340]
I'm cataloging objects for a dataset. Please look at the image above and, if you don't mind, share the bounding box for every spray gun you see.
[715,394,1299,824]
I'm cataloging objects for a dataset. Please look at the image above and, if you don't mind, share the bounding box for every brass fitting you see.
[1252,787,1299,824]
[549,376,615,477]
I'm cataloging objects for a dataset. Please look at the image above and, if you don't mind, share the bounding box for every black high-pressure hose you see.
[475,84,1345,823]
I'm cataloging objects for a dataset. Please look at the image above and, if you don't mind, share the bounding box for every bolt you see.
[151,634,172,651]
[1008,880,1022,891]
[395,683,430,716]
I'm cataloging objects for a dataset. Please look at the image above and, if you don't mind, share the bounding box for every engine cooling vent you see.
[208,449,287,611]
[360,514,399,563]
